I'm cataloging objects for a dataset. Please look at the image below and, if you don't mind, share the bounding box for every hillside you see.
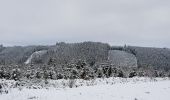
[127,46,170,70]
[0,42,170,70]
[108,50,137,68]
[0,46,49,65]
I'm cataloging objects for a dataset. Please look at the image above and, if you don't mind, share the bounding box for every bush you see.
[96,68,104,78]
[57,73,64,79]
[0,83,8,94]
[153,71,159,77]
[35,72,42,79]
[0,84,3,94]
[0,70,5,79]
[70,68,79,79]
[48,71,55,79]
[117,69,124,78]
[80,71,86,79]
[157,70,166,77]
[0,84,2,89]
[129,71,137,78]
[79,67,93,80]
[168,73,170,77]
[11,68,21,81]
[68,79,76,88]
[137,71,145,77]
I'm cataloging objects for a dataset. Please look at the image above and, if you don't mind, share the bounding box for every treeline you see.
[38,42,110,65]
[0,60,170,81]
[0,42,110,66]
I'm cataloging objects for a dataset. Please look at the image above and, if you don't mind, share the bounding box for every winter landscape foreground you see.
[1,77,170,100]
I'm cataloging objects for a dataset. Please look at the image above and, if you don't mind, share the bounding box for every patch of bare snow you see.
[25,50,47,64]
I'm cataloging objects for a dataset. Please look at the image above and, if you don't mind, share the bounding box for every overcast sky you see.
[0,0,170,47]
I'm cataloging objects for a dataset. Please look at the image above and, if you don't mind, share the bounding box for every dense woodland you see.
[0,42,170,81]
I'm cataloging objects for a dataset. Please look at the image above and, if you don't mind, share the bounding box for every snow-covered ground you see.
[1,77,170,100]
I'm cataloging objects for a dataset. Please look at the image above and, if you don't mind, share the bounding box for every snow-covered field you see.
[1,77,170,100]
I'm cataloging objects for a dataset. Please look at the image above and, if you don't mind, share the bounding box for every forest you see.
[0,42,170,81]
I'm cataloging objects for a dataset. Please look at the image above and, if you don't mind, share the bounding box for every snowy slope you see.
[108,50,137,68]
[0,77,170,100]
[25,50,47,64]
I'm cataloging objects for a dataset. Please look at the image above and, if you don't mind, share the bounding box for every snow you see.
[25,50,47,64]
[1,77,170,100]
[108,50,138,68]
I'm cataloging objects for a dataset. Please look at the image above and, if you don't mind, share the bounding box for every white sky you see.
[0,0,170,47]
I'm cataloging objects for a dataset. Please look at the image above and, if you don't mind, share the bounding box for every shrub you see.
[35,72,42,79]
[0,84,2,89]
[0,84,3,94]
[96,68,104,78]
[68,79,76,88]
[11,68,21,81]
[70,68,79,79]
[0,83,8,94]
[0,70,5,79]
[57,73,64,79]
[157,71,166,77]
[80,71,86,79]
[117,69,124,78]
[129,71,137,78]
[43,70,48,80]
[168,72,170,77]
[137,71,145,77]
[107,67,113,78]
[153,71,159,77]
